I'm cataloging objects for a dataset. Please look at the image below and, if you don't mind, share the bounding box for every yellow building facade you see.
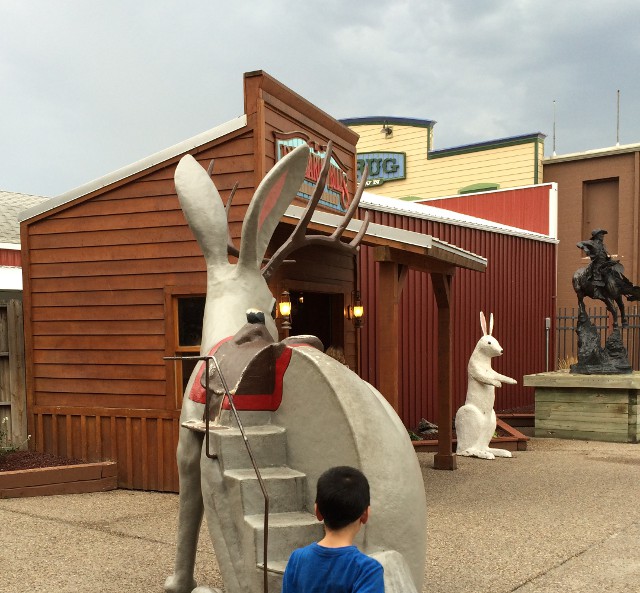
[341,117,545,200]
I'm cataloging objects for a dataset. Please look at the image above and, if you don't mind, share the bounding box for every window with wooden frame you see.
[171,295,205,407]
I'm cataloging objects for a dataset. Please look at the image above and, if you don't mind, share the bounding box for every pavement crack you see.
[1,506,174,547]
[507,521,640,592]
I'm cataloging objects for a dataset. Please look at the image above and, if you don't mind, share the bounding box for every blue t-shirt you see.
[282,542,384,593]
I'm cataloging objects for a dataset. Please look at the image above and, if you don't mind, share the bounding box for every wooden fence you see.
[0,300,28,450]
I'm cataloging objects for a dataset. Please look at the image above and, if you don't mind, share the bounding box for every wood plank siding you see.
[349,122,543,199]
[22,127,255,491]
[357,207,556,430]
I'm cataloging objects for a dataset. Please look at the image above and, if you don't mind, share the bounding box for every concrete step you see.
[210,425,288,472]
[182,411,274,433]
[257,560,287,575]
[224,466,307,515]
[244,511,323,563]
[218,409,274,427]
[254,561,288,593]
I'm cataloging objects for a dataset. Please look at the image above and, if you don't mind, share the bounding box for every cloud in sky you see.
[2,0,640,196]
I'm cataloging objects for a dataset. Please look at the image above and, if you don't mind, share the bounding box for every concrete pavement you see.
[1,437,639,592]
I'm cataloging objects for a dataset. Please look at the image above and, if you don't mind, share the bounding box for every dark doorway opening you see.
[289,290,344,352]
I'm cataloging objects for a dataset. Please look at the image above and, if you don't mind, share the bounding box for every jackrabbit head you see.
[174,141,369,354]
[476,311,504,358]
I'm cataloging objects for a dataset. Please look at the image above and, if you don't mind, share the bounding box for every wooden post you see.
[8,300,27,449]
[377,261,400,412]
[431,273,457,470]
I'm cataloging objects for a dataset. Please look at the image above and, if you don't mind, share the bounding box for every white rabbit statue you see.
[455,311,517,460]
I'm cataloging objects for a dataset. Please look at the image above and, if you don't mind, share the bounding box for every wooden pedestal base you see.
[524,371,640,443]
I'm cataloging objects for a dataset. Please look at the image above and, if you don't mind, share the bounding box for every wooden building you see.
[0,191,49,299]
[17,71,477,487]
[19,71,555,489]
[18,72,373,491]
[340,116,545,200]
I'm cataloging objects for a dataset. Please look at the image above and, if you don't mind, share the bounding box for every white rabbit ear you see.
[489,313,494,336]
[175,154,229,267]
[238,144,310,269]
[479,311,487,336]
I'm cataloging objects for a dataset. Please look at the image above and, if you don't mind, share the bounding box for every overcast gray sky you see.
[2,0,639,197]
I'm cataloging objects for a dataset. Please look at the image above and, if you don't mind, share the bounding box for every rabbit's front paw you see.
[489,448,512,458]
[476,450,495,460]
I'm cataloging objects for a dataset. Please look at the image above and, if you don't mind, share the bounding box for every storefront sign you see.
[357,152,406,187]
[275,134,350,212]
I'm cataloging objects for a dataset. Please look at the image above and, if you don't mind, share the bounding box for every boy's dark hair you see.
[315,466,370,530]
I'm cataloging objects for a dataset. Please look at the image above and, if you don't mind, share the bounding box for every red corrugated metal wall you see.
[425,184,553,235]
[358,209,556,430]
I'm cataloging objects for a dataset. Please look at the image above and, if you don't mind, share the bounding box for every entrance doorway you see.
[289,290,344,352]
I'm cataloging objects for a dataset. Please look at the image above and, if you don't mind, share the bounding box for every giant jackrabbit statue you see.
[455,312,517,460]
[165,142,426,593]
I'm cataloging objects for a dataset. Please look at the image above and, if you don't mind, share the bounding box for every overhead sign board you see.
[275,133,350,212]
[357,152,406,187]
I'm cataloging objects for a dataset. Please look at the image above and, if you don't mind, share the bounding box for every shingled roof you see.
[0,190,49,245]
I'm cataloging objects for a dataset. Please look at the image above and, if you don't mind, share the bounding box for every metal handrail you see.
[166,354,270,593]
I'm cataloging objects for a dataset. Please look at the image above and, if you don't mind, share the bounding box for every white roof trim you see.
[548,183,558,240]
[0,267,22,290]
[0,243,20,250]
[284,205,487,268]
[543,141,640,163]
[19,115,248,223]
[361,192,558,244]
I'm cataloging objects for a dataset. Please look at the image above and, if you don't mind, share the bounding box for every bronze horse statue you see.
[573,232,640,328]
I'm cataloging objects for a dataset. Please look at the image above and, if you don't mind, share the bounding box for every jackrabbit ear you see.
[489,313,494,336]
[238,144,310,269]
[175,154,229,267]
[479,311,487,336]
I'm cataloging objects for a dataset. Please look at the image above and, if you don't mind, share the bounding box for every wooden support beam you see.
[377,261,401,412]
[374,245,458,276]
[431,272,457,470]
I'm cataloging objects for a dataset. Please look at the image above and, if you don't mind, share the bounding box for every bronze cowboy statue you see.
[571,228,640,374]
[573,229,640,329]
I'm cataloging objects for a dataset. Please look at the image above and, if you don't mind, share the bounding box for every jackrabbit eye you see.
[487,340,492,345]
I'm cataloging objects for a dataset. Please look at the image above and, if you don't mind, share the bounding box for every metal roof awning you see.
[283,205,487,273]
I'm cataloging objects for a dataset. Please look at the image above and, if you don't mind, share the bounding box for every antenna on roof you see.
[552,100,557,157]
[616,89,620,147]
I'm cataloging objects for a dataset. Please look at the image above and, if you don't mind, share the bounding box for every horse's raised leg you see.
[604,296,619,328]
[576,293,587,320]
[616,295,628,327]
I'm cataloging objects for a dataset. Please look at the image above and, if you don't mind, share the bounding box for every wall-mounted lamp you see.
[380,121,393,138]
[279,290,292,331]
[347,290,364,328]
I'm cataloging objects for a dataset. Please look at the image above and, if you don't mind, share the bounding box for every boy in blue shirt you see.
[282,466,384,593]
